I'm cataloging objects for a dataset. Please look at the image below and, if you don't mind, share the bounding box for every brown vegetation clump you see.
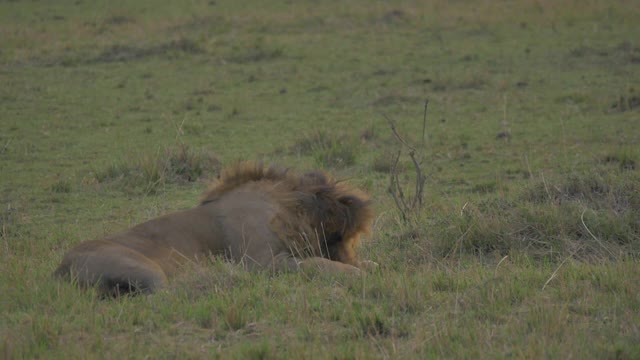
[94,143,220,194]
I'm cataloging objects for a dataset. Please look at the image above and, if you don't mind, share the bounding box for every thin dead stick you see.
[396,173,407,206]
[494,255,509,277]
[384,99,429,222]
[542,253,572,291]
[421,99,429,150]
[384,114,418,153]
[409,150,425,209]
[388,150,407,220]
[581,209,617,260]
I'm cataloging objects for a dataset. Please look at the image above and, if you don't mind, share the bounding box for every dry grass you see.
[94,143,219,194]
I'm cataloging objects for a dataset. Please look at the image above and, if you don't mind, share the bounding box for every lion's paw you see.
[358,260,379,272]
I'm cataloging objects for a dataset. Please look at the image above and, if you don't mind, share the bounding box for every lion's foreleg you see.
[274,256,362,274]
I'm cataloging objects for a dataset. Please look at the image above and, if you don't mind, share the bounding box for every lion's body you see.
[54,162,374,296]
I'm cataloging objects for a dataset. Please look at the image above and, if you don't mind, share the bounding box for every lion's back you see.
[206,187,288,268]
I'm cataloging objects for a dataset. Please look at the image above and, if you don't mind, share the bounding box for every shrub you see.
[94,143,219,194]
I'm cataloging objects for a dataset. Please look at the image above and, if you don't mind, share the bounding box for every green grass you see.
[1,0,640,358]
[93,143,220,194]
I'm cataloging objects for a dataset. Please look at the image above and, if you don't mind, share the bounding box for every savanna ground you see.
[1,0,639,358]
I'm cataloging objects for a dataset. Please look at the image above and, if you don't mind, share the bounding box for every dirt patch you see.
[371,94,421,107]
[604,153,637,171]
[167,15,228,34]
[568,41,640,65]
[608,95,640,113]
[92,39,204,63]
[103,15,135,26]
[379,10,408,25]
[226,44,284,64]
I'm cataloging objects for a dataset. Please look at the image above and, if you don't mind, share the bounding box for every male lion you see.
[54,161,375,296]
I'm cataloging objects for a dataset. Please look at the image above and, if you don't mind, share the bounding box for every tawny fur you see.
[54,161,374,296]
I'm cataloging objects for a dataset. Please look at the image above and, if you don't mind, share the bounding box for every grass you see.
[93,143,220,194]
[287,130,358,168]
[1,0,640,358]
[390,169,640,262]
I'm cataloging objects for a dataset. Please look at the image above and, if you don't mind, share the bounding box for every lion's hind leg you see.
[54,240,168,297]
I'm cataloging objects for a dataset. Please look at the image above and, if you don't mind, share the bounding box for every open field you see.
[1,0,639,358]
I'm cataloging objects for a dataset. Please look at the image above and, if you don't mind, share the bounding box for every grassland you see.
[1,0,639,358]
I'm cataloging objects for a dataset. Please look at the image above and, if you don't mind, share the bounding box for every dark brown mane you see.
[200,161,292,204]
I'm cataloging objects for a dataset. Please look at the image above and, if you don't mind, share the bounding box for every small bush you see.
[604,149,637,171]
[459,173,640,259]
[289,130,340,156]
[348,306,390,338]
[94,143,219,194]
[409,169,640,262]
[371,151,403,173]
[227,43,284,64]
[289,130,357,168]
[0,204,22,240]
[49,180,72,193]
[313,143,356,168]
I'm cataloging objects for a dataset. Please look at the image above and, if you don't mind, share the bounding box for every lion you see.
[54,161,375,296]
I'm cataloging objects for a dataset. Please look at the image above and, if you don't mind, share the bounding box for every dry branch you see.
[384,100,429,222]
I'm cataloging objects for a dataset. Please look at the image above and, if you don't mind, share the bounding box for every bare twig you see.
[384,99,429,222]
[384,114,417,153]
[581,209,617,260]
[409,150,425,209]
[421,99,429,150]
[542,252,572,291]
[388,150,408,221]
[494,255,509,277]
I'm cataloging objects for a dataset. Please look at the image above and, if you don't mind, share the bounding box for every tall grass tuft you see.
[378,170,640,263]
[399,168,640,262]
[289,130,357,168]
[94,144,219,194]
